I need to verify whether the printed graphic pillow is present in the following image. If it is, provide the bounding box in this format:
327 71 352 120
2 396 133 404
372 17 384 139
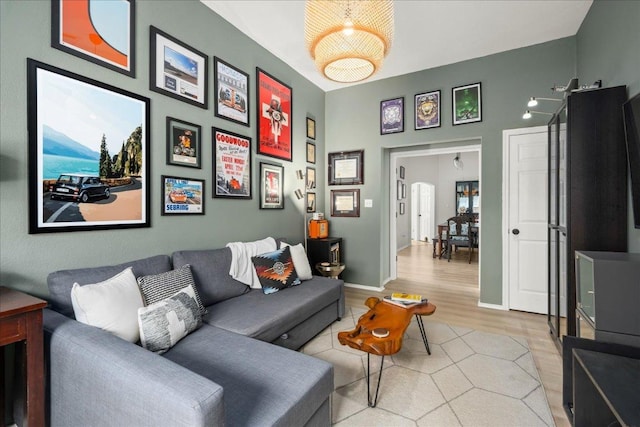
137 264 206 315
251 246 301 294
138 286 202 354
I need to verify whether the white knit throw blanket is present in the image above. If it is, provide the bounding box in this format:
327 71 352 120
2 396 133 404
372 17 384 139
226 237 277 288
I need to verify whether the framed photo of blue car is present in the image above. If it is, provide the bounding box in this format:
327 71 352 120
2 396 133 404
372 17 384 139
150 26 208 109
380 97 404 135
414 90 441 130
161 175 205 215
166 117 201 168
452 82 482 125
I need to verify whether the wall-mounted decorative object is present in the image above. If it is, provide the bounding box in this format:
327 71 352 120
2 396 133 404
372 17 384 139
306 117 316 140
415 90 441 129
331 189 360 217
399 202 405 215
150 26 208 109
51 0 136 77
27 59 150 233
452 82 482 125
306 167 316 190
307 141 316 164
259 162 284 209
161 175 204 215
328 149 364 185
399 165 405 179
166 117 201 168
307 192 316 213
402 183 407 199
214 57 249 126
212 127 251 199
380 96 404 134
397 180 403 200
256 68 292 161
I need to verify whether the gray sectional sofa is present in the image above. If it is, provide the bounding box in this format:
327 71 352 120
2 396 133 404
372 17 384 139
44 245 345 426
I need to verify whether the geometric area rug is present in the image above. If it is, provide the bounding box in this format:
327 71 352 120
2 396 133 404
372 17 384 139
301 306 554 426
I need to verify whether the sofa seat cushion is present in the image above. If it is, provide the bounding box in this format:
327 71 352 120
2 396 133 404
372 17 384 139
163 324 333 427
202 276 342 343
48 255 173 318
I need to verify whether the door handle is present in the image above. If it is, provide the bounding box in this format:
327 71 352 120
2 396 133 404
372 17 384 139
512 228 520 235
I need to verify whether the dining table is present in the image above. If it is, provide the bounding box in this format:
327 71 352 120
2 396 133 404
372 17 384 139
435 222 479 258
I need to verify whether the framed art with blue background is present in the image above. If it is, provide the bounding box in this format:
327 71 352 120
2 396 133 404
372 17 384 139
380 97 404 134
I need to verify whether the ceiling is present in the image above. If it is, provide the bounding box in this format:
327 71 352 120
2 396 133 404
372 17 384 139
201 1 593 92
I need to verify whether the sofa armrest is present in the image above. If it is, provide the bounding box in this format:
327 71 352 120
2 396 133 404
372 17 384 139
44 309 224 427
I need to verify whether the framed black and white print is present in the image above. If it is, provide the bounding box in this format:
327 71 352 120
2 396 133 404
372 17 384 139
415 90 441 130
306 167 316 190
380 97 404 134
214 57 249 126
161 175 204 215
306 192 316 213
27 59 150 234
150 26 208 109
166 117 201 168
306 117 316 140
399 202 405 215
452 82 482 125
399 166 405 179
307 141 316 164
331 189 360 217
259 162 284 209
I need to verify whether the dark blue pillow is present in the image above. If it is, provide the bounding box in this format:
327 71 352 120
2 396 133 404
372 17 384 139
251 246 300 294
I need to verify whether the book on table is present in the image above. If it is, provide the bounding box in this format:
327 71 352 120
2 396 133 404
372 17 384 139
383 295 428 308
391 292 422 303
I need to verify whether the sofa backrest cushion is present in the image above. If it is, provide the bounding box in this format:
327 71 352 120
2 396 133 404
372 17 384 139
48 255 172 318
172 248 249 306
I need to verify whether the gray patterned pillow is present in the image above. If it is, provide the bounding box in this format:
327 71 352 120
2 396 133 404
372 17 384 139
138 286 202 354
137 264 206 315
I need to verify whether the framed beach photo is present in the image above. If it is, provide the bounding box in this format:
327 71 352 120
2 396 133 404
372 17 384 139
452 82 482 125
380 97 404 134
256 68 292 161
150 26 208 109
307 141 316 164
166 117 201 168
51 0 136 77
331 189 360 217
328 150 364 186
27 59 150 233
161 175 204 215
212 127 251 199
259 162 284 209
214 57 249 126
415 90 441 130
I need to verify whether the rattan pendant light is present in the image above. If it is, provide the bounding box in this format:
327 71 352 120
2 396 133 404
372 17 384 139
304 0 394 83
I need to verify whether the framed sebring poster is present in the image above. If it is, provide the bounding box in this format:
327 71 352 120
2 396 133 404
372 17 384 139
27 59 150 233
256 68 292 161
213 127 251 199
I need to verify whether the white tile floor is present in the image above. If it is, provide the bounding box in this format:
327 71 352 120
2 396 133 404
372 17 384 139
301 306 554 426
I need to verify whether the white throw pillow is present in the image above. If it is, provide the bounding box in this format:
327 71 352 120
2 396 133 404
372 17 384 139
71 267 144 342
280 242 313 280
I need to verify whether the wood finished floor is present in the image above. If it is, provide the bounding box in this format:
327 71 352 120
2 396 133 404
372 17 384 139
343 241 569 427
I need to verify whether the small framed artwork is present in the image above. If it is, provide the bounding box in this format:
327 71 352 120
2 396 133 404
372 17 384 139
161 175 204 215
331 189 360 217
399 166 405 179
397 180 403 200
402 183 407 199
306 141 316 164
259 162 284 209
306 117 316 140
214 57 249 126
212 127 251 199
166 117 201 168
328 150 364 185
452 82 482 125
256 68 292 161
306 167 316 190
27 59 150 234
380 97 404 135
51 0 136 77
415 90 441 130
150 26 208 109
399 202 405 215
306 192 316 213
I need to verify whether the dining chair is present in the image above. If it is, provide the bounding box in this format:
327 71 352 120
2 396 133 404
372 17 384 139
446 215 474 263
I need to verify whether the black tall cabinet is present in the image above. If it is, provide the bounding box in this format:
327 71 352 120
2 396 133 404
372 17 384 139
547 86 628 348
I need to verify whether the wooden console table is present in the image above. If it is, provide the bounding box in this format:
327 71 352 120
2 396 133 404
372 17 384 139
0 286 47 426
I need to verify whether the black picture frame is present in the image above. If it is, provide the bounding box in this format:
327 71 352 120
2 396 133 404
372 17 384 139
51 0 136 77
306 166 316 190
331 189 360 217
161 175 205 215
380 97 404 134
259 162 284 209
397 180 403 200
306 117 316 140
399 202 405 215
27 59 150 233
214 56 249 126
415 90 441 130
452 82 482 125
399 165 405 179
150 26 208 109
166 117 201 168
256 67 292 161
307 141 316 164
212 127 251 199
306 192 316 213
328 150 364 185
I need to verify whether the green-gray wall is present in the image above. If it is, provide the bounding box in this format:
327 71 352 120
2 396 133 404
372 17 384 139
0 0 325 298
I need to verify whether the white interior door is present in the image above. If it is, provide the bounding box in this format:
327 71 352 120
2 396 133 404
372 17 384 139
411 183 435 241
504 127 548 314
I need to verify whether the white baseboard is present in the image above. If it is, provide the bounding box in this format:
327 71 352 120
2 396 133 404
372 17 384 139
477 301 509 311
344 282 386 292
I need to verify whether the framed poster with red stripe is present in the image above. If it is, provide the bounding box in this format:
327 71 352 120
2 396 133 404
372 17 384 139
256 68 292 161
